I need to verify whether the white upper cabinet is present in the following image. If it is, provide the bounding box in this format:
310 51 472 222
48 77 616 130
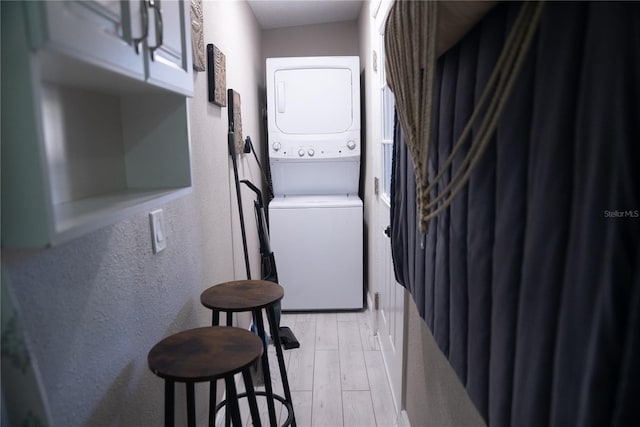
1 1 193 248
27 0 193 96
27 1 145 81
144 0 193 94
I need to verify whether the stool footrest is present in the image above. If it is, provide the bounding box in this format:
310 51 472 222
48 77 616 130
215 391 294 427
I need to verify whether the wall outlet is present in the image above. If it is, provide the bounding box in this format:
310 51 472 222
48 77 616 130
149 209 167 254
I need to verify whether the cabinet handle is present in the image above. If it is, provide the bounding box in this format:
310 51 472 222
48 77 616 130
148 0 163 61
133 0 149 54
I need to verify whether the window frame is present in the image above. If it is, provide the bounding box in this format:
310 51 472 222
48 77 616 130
379 34 395 207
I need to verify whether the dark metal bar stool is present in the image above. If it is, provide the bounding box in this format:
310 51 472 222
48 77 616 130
200 280 296 427
148 326 263 427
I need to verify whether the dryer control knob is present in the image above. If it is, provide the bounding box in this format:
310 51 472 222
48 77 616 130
298 149 305 157
347 140 357 150
272 142 281 151
307 149 315 157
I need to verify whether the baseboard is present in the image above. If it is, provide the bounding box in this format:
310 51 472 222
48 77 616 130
400 409 411 427
366 291 379 335
367 291 374 311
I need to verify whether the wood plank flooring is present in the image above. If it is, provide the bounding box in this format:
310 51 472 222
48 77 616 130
226 309 400 427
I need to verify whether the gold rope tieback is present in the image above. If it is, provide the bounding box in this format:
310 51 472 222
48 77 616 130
385 1 546 233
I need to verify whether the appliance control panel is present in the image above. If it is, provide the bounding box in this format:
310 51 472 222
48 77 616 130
269 132 360 159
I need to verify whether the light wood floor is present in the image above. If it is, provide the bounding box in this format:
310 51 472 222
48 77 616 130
230 310 400 427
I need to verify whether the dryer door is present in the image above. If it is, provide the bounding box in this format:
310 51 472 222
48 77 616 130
274 67 353 135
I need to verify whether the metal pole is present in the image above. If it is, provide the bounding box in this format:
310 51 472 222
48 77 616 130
229 132 251 280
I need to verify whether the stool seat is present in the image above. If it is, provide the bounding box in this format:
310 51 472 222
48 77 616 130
149 326 262 382
201 280 284 312
148 326 264 427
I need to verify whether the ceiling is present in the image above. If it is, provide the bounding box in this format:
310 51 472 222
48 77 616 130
247 0 364 30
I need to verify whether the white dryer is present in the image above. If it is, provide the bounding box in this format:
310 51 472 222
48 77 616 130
266 56 361 197
266 56 363 311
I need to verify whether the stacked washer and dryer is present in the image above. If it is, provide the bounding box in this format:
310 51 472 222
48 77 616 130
266 56 363 311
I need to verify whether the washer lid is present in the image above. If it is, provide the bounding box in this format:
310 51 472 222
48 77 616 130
269 195 362 209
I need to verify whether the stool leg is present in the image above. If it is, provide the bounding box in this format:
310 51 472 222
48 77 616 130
210 309 220 427
242 368 262 427
223 310 233 427
225 376 243 427
187 383 196 427
209 380 217 427
225 405 231 427
212 309 220 326
226 312 233 327
267 306 297 427
165 380 175 427
254 309 278 427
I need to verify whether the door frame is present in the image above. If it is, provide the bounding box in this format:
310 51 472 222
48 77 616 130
368 0 409 423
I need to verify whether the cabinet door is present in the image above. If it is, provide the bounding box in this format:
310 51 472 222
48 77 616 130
30 0 145 81
145 0 193 95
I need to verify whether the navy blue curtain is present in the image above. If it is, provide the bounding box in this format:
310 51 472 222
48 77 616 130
390 2 640 426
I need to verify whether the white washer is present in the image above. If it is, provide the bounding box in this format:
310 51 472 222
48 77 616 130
269 195 363 311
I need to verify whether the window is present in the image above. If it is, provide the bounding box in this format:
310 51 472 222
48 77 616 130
380 35 395 205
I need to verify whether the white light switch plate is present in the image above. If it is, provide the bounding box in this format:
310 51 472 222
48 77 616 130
149 209 167 253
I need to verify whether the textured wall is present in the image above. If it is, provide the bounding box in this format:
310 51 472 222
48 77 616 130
1 2 264 426
405 299 486 427
261 20 360 75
